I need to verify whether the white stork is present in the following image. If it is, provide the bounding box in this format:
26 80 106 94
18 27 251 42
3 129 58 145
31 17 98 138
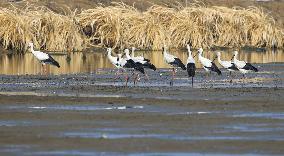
128 48 156 71
28 42 60 74
216 52 238 75
186 44 196 87
131 47 150 62
197 48 221 76
162 46 186 86
106 48 126 81
231 51 258 77
121 49 145 85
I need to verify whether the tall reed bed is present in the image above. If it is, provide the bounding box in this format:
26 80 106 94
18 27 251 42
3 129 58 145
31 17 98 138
77 3 283 50
0 5 86 52
0 3 283 52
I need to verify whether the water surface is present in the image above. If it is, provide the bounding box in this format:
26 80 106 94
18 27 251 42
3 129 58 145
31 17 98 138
0 49 283 75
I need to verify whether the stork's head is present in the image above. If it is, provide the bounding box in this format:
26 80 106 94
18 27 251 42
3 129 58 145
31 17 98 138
131 47 136 52
124 49 130 55
231 51 238 61
28 42 33 48
198 48 203 54
216 52 221 56
186 44 191 51
107 48 112 53
117 54 122 59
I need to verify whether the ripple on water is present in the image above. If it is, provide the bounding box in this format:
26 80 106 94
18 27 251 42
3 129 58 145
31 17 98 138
60 132 284 141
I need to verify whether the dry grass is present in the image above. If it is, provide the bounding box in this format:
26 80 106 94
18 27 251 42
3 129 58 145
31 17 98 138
78 3 283 50
0 4 86 52
0 2 283 52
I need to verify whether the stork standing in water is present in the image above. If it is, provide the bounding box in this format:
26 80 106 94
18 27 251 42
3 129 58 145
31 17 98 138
28 42 60 75
122 49 145 86
106 48 126 81
216 52 239 76
129 47 156 79
198 48 221 77
131 47 150 63
162 46 186 86
231 51 258 78
186 44 196 87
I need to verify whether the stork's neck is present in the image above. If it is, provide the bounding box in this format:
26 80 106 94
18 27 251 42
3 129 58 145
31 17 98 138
125 52 131 59
188 50 192 58
30 45 35 54
217 55 222 63
163 48 168 55
131 49 135 58
233 54 237 62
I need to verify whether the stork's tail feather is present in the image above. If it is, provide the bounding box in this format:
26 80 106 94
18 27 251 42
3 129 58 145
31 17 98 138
249 63 258 72
211 62 222 75
173 58 186 70
135 62 145 74
53 61 60 68
46 54 60 68
143 62 156 71
187 63 196 77
228 63 239 71
181 64 186 70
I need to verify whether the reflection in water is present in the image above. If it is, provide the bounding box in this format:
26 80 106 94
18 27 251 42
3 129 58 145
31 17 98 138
0 49 283 75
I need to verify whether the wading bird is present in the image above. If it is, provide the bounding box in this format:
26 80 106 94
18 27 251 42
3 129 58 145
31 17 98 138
216 52 238 75
197 48 221 76
231 51 258 77
131 47 150 62
28 42 60 75
106 48 126 81
186 44 196 87
162 46 186 86
128 47 156 80
121 49 145 85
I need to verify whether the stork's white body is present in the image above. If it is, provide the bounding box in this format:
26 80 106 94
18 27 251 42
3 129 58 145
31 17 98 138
198 48 212 72
107 48 122 69
232 51 249 74
131 47 145 62
29 43 49 64
216 52 236 72
186 45 195 64
163 48 176 65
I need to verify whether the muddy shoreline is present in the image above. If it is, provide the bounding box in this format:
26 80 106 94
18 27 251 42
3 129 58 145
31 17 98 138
0 64 284 155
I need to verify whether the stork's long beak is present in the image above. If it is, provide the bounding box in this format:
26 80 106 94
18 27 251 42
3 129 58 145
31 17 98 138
212 56 217 62
193 52 198 58
231 55 235 61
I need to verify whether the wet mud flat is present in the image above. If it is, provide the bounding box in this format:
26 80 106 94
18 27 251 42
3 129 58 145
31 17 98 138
0 63 284 155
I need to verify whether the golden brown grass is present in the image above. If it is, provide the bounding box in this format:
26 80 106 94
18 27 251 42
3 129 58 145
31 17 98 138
0 2 283 52
77 3 283 50
0 5 86 52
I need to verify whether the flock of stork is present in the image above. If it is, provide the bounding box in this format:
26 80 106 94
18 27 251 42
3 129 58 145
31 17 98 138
28 42 258 87
106 44 258 87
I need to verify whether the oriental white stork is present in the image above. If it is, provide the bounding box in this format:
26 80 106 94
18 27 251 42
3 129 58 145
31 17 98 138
216 52 239 75
121 49 145 85
231 51 258 77
131 47 156 71
106 48 127 81
28 42 60 75
186 44 196 87
131 47 150 62
162 46 186 86
197 48 221 76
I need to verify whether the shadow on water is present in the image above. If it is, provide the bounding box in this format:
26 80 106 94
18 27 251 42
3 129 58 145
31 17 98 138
0 49 283 75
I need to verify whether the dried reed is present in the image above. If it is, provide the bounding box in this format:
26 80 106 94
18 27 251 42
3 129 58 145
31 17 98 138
0 3 283 52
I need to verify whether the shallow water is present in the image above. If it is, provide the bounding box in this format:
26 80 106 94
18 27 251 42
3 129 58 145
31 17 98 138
1 100 284 155
0 48 283 75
